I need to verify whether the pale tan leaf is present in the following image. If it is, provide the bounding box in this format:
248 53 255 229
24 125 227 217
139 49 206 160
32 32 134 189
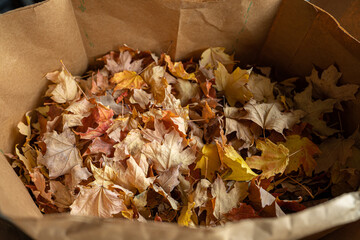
193 179 211 208
247 73 275 102
156 165 180 193
175 78 200 106
242 99 304 134
211 176 248 219
129 89 152 109
50 181 73 209
70 184 127 218
63 98 94 127
45 66 79 104
143 130 196 172
199 47 234 69
43 129 83 178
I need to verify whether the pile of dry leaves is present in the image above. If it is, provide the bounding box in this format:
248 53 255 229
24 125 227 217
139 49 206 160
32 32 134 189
7 46 360 226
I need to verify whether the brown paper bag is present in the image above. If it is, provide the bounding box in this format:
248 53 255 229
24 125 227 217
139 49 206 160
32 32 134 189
0 0 359 239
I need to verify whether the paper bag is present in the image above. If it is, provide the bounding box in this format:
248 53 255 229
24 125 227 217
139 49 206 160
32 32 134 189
0 0 359 239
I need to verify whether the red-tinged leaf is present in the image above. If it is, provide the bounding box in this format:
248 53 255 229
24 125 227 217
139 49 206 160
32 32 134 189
84 136 115 156
248 179 285 217
225 203 259 221
276 197 306 212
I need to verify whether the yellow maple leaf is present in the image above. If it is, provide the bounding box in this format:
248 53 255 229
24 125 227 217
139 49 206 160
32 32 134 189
216 142 257 181
195 144 221 181
199 47 234 69
110 70 145 91
214 62 253 106
164 55 197 81
246 139 289 179
283 135 321 176
178 202 195 226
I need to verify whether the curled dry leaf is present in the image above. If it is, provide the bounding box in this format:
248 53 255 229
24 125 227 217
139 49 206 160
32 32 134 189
45 66 79 104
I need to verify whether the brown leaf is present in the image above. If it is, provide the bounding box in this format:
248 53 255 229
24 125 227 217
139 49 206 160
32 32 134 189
30 168 52 202
224 203 259 221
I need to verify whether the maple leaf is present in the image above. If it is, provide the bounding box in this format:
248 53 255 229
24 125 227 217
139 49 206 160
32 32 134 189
164 55 197 81
156 165 180 193
110 70 146 91
129 89 152 109
45 65 79 104
101 50 143 75
43 129 83 178
70 184 127 218
141 64 168 103
30 168 52 202
315 137 355 173
195 144 221 181
247 73 275 102
242 99 304 135
143 130 196 172
246 139 289 179
211 176 248 219
294 85 338 136
114 129 145 160
63 98 94 128
248 179 285 217
91 156 154 193
50 181 73 209
162 89 189 121
224 203 259 221
224 106 257 145
84 136 115 156
77 104 114 140
306 65 359 102
282 135 321 176
216 142 258 181
214 62 253 106
199 47 234 69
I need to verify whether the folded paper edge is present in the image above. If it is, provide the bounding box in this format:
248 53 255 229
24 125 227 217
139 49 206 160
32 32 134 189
10 192 360 240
